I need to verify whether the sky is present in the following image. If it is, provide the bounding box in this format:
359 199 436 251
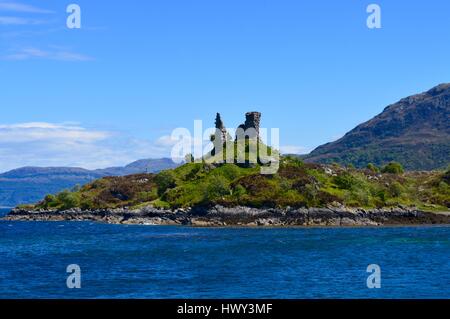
0 0 449 172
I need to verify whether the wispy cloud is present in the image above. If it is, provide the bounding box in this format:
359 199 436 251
0 122 177 172
0 2 93 61
2 47 94 61
0 16 45 25
0 122 110 143
0 1 53 24
0 2 54 14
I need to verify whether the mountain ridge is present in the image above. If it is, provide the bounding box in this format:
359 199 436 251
304 83 450 170
0 158 180 207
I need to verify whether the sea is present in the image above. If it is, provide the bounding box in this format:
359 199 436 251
0 208 449 299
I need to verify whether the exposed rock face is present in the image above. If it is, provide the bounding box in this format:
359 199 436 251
4 205 450 226
304 83 450 170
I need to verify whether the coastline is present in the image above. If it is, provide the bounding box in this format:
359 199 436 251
3 205 450 227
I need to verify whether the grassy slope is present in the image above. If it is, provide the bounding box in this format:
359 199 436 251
23 157 450 212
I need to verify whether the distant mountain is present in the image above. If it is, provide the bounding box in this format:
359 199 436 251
94 158 180 176
0 158 179 207
304 83 450 170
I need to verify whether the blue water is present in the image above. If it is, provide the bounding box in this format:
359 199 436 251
0 208 449 299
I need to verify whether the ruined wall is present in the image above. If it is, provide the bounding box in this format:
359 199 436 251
237 111 261 140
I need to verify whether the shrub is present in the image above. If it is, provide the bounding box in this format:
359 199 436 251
349 188 370 206
303 184 319 204
56 190 80 209
155 171 176 196
42 194 58 208
282 155 304 168
79 195 95 210
136 190 158 202
234 174 272 196
215 164 241 181
382 162 404 174
367 163 379 173
280 179 292 192
233 184 247 198
438 181 449 194
333 173 357 190
389 182 404 198
204 175 230 201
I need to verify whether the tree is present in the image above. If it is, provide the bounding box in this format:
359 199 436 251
382 162 404 174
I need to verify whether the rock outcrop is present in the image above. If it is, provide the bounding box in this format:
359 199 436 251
4 205 450 226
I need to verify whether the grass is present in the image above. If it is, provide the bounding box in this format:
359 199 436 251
29 157 450 212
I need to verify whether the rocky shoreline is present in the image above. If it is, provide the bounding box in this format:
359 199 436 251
3 205 450 226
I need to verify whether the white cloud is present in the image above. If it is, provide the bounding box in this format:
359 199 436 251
0 122 178 172
0 123 313 172
0 122 110 143
0 2 54 14
155 135 178 147
280 145 310 155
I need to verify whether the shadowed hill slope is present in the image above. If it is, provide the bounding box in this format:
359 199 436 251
304 83 450 170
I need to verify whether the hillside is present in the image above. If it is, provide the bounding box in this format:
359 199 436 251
304 83 450 170
24 158 450 212
0 158 179 207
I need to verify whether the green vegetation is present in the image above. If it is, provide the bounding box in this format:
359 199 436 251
30 156 450 212
381 162 404 174
367 163 379 173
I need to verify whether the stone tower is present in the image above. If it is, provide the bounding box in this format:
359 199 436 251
215 113 228 144
237 111 261 140
244 112 261 135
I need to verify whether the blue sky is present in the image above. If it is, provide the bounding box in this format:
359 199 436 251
0 0 449 172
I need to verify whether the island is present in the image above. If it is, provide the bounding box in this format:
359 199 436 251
4 111 450 227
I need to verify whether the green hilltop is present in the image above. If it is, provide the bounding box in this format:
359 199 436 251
22 158 450 212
